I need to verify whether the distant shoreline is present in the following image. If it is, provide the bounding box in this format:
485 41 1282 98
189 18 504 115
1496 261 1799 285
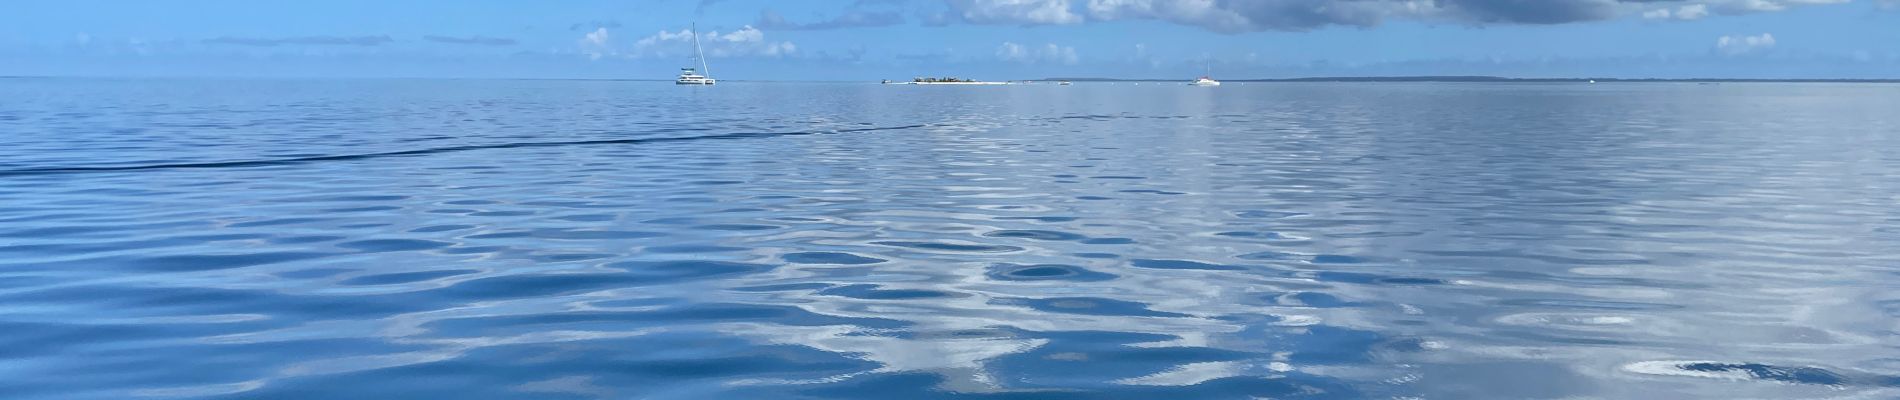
1040 76 1900 83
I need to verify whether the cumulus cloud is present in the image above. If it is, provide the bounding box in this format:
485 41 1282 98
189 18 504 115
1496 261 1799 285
949 0 1084 25
939 0 1851 32
1643 4 1709 20
755 10 906 30
631 25 797 58
997 41 1079 64
202 35 393 46
422 35 517 46
1716 33 1776 55
579 28 614 60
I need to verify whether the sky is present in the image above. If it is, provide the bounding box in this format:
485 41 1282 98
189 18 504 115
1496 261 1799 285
2 0 1897 80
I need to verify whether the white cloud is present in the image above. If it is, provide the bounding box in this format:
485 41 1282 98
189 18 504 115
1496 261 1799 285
1716 33 1776 55
1644 4 1710 20
1676 4 1711 19
997 41 1078 64
630 25 796 58
948 0 1083 25
579 28 613 60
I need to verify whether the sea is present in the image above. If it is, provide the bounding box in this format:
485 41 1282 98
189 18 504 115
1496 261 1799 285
1 78 1897 399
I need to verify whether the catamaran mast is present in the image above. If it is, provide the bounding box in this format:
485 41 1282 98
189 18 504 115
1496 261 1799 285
692 23 710 77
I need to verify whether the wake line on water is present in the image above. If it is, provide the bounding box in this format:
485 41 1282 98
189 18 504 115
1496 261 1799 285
0 124 932 177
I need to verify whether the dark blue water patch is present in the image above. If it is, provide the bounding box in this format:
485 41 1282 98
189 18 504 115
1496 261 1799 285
435 273 650 300
783 252 887 265
994 297 1190 318
817 284 962 300
1285 292 1357 308
1216 231 1290 239
408 224 476 233
0 283 442 321
274 267 354 279
439 245 508 255
1314 272 1446 286
468 229 664 240
462 231 531 239
1233 210 1307 219
1076 196 1114 200
730 283 835 292
645 244 748 254
641 217 700 225
1309 254 1365 264
339 269 479 285
1672 363 1845 386
442 199 498 205
1237 250 1303 261
1074 252 1121 259
872 241 1023 253
986 264 1118 282
227 217 330 228
1117 189 1187 195
1090 176 1146 180
420 303 908 339
336 239 454 252
1501 299 1684 311
1130 259 1243 271
1282 325 1385 365
469 210 535 217
1080 237 1135 245
323 205 402 213
994 216 1081 223
553 214 617 222
693 224 784 231
267 235 345 245
609 260 778 281
427 208 479 214
282 194 411 203
527 252 614 262
983 229 1087 241
135 251 334 271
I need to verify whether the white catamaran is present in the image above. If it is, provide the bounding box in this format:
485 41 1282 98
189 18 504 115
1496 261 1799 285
676 23 715 85
1190 61 1220 86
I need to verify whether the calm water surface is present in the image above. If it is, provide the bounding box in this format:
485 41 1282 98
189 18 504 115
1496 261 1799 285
2 78 1898 399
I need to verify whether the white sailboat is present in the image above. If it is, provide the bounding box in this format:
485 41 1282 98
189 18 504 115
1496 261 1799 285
1190 61 1220 86
676 23 716 85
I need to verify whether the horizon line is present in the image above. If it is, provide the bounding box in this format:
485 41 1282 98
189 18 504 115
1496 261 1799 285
6 74 1900 84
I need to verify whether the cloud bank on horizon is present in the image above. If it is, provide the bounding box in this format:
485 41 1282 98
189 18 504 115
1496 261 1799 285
4 0 1895 79
934 0 1850 31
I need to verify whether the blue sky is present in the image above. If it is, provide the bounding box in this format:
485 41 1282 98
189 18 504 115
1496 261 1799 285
3 0 1896 80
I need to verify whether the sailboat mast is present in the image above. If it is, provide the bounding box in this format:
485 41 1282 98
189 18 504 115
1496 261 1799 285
692 23 710 77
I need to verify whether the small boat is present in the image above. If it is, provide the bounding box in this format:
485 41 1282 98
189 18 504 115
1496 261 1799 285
1058 81 1072 86
675 23 715 85
1189 61 1221 86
